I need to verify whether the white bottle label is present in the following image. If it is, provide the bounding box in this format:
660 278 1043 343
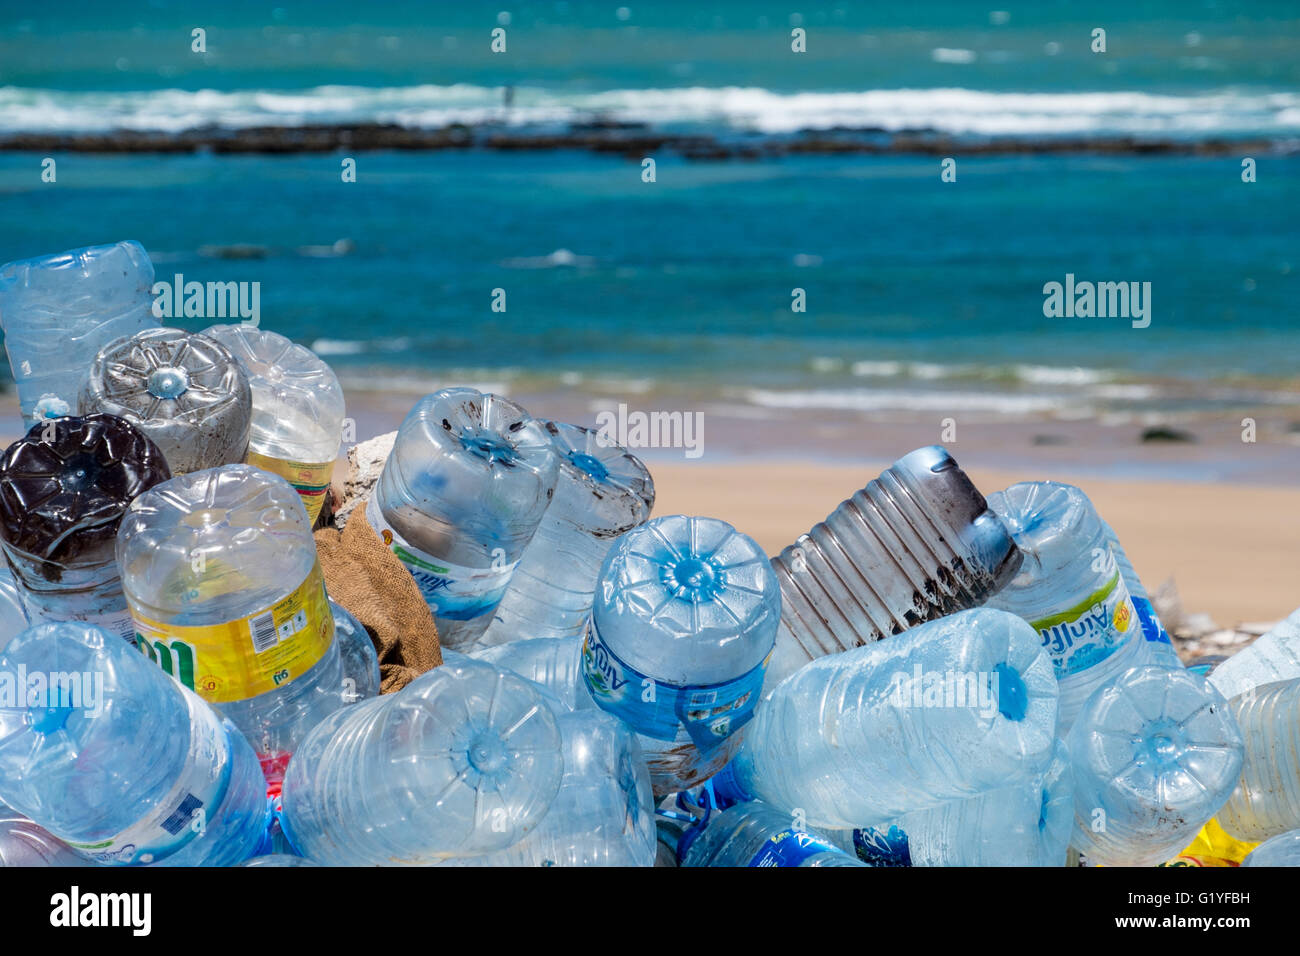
1030 571 1138 678
65 691 232 865
366 497 519 622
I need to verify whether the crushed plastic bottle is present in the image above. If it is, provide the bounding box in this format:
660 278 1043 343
1209 607 1300 701
0 565 30 651
203 325 345 525
1067 665 1243 867
680 802 867 867
720 608 1058 829
766 445 1021 691
368 388 559 649
831 740 1074 867
986 481 1154 734
280 657 563 865
79 327 252 475
471 635 588 712
439 709 655 867
0 241 159 427
1218 679 1300 842
585 514 781 796
1242 829 1300 867
0 804 88 866
0 413 171 643
0 621 268 866
480 421 654 647
116 463 344 792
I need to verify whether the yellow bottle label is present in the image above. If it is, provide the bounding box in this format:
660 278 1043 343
131 562 334 704
246 451 334 523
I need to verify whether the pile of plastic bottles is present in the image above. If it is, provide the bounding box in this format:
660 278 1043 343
0 240 1297 868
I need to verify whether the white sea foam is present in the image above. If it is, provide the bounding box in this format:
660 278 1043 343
741 387 1065 414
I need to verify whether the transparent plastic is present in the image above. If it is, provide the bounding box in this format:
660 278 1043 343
681 802 867 868
0 566 30 651
1218 679 1300 842
332 600 380 704
1242 829 1300 867
1103 520 1183 668
0 805 88 866
471 635 589 712
1210 607 1300 701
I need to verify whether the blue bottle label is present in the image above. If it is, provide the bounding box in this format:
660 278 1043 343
1131 596 1173 645
581 622 769 752
748 829 841 867
852 825 912 867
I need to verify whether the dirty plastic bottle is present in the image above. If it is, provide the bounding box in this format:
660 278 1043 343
471 636 588 712
833 740 1074 867
367 388 559 649
280 657 563 865
0 241 159 427
332 600 380 704
585 515 781 796
79 327 252 475
681 802 867 867
116 464 343 792
1209 607 1300 701
1103 521 1182 668
439 709 656 867
203 325 345 525
766 445 1021 691
723 608 1058 829
986 481 1154 734
0 621 268 866
1218 679 1300 842
1067 666 1243 868
0 566 30 651
0 805 88 866
1242 830 1300 867
480 421 654 647
0 413 171 643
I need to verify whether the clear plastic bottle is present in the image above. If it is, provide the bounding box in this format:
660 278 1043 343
0 241 159 427
1218 679 1300 842
332 600 380 704
1209 607 1300 701
480 421 654 647
116 463 343 793
1102 521 1183 668
0 565 30 651
240 853 319 867
766 445 1022 691
0 413 171 644
0 621 269 866
723 607 1058 829
585 514 781 796
368 388 559 649
833 740 1074 867
280 657 563 865
471 635 589 712
986 481 1153 734
79 327 252 475
681 802 867 867
1242 829 1300 867
0 804 88 866
203 324 345 525
1067 665 1243 867
439 709 655 867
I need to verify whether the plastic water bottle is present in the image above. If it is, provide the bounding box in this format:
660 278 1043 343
79 327 252 475
480 421 654 646
367 388 559 649
0 566 30 651
1243 830 1300 867
1217 679 1300 842
116 463 344 792
1067 665 1243 867
0 805 88 866
1209 607 1300 701
766 445 1021 691
332 600 380 704
439 709 656 867
0 241 159 427
0 413 171 643
585 514 781 796
0 621 269 866
721 608 1058 829
472 636 588 712
203 325 345 525
280 657 563 865
681 802 867 867
833 740 1074 867
986 481 1154 734
1103 521 1182 668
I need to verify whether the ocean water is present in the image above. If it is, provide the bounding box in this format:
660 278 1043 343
0 1 1297 456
